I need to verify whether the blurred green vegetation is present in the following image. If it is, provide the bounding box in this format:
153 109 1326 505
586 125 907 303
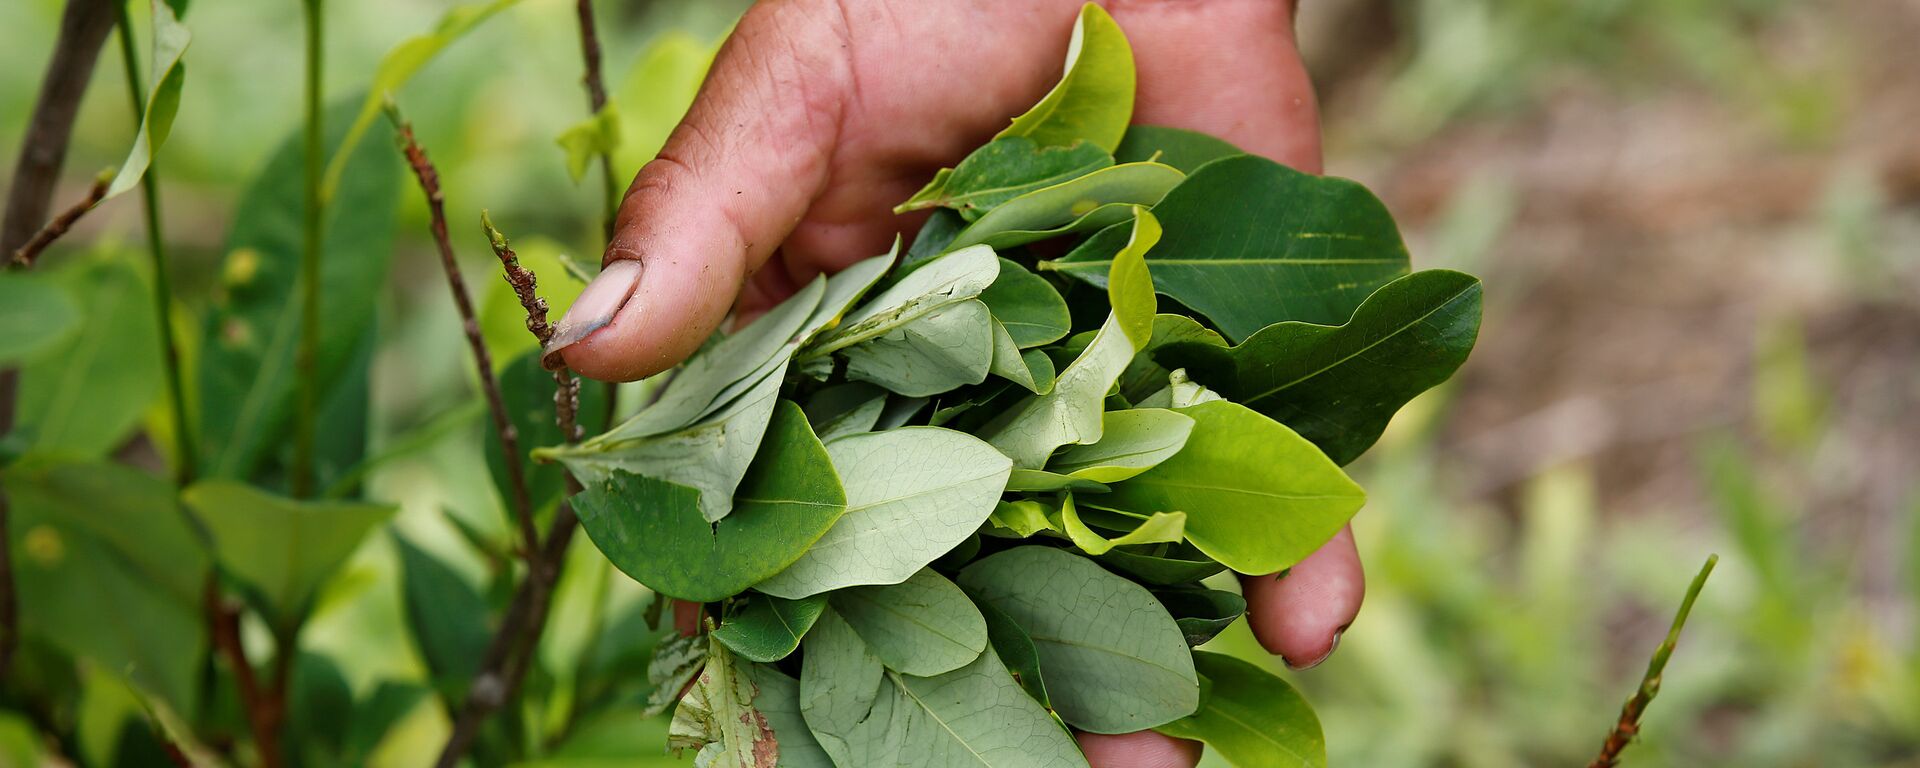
4 0 1916 765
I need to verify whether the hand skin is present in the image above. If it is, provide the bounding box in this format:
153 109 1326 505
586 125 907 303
568 2 1362 764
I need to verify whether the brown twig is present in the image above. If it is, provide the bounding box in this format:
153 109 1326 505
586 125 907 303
209 587 283 768
1588 554 1718 768
574 0 616 243
434 215 586 768
388 104 541 559
0 0 119 680
8 173 107 268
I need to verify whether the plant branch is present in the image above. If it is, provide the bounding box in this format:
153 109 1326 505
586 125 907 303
434 216 585 768
7 172 106 269
209 587 282 768
574 0 616 243
0 0 119 681
290 0 327 499
1588 554 1718 768
389 104 541 558
114 0 195 485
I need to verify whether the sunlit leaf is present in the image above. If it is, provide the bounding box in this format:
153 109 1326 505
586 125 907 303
1154 651 1325 768
183 480 395 629
997 3 1135 152
948 162 1180 252
105 0 190 199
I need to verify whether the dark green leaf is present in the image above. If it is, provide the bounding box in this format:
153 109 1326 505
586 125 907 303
1113 125 1242 173
1155 651 1325 768
486 351 609 513
1159 270 1483 465
1004 469 1109 494
15 255 161 461
0 272 79 363
1045 155 1410 340
712 593 827 663
1096 542 1227 586
980 258 1071 348
959 546 1197 733
970 596 1050 708
1153 587 1247 646
393 533 491 698
198 97 399 481
572 400 846 602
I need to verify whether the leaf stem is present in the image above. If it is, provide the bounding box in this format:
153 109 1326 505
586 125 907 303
290 0 326 498
1587 553 1718 768
388 103 540 558
114 0 195 485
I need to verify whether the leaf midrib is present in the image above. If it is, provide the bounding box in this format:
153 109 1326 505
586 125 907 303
1238 281 1478 404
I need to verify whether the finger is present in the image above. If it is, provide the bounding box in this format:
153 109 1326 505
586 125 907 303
1110 0 1320 172
1240 526 1363 668
1076 731 1203 768
552 3 854 381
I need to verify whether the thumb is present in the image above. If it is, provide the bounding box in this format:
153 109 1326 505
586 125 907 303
550 5 851 382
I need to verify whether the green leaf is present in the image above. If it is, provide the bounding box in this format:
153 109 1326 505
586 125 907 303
997 3 1135 153
755 427 1011 599
830 569 988 677
1154 651 1325 768
15 255 161 461
1118 314 1227 404
669 637 779 767
4 462 208 711
986 500 1060 538
898 136 1113 219
393 533 490 698
199 97 399 481
749 666 836 768
571 400 846 603
1045 155 1411 340
486 351 609 515
901 209 965 272
842 299 995 397
321 0 522 200
1112 125 1243 173
1153 587 1247 647
1135 368 1223 410
802 382 887 442
608 31 719 180
0 273 79 363
1096 542 1227 586
644 633 709 717
1098 400 1364 575
807 246 998 356
1056 495 1184 557
713 594 828 663
959 546 1197 733
182 480 395 629
971 597 1050 708
105 0 190 199
556 102 621 183
1004 469 1109 494
800 609 1087 767
1160 270 1483 465
988 326 1058 394
947 162 1181 252
548 362 786 524
980 210 1160 468
1048 408 1194 482
980 258 1071 348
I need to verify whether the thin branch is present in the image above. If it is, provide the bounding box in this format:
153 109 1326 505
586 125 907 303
290 0 327 499
389 104 541 558
574 0 616 243
1588 554 1718 768
7 172 107 269
113 0 195 485
0 0 120 680
435 216 586 768
209 587 282 768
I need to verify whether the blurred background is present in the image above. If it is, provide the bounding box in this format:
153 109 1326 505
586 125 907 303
3 0 1916 765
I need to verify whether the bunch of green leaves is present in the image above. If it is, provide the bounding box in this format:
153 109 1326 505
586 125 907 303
543 5 1484 766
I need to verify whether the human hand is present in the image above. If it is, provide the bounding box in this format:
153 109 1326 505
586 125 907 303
555 3 1361 764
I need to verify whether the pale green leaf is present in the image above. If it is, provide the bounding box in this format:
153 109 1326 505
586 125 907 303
843 299 995 397
571 401 846 603
322 0 522 201
0 273 79 363
1004 469 1109 494
182 480 395 628
986 320 1055 394
1098 400 1365 574
1135 368 1223 409
807 246 998 356
1046 155 1411 340
798 610 887 766
1048 408 1194 482
749 666 835 768
831 569 988 677
670 637 778 767
986 500 1060 538
713 594 827 663
1158 269 1483 465
1154 651 1325 768
997 3 1135 153
1056 495 1185 556
972 597 1050 708
105 0 190 199
980 258 1071 348
556 103 622 183
756 428 1012 598
979 210 1160 468
1118 314 1227 403
897 136 1113 218
947 163 1181 252
958 546 1198 733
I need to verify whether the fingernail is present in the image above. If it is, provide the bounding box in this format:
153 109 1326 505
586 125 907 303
1284 626 1345 671
544 259 643 365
